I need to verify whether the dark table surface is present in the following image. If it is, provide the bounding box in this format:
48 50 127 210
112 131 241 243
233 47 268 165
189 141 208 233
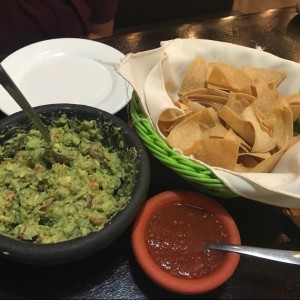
1 6 300 299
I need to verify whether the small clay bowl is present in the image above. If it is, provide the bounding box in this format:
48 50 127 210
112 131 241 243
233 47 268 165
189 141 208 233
131 190 241 295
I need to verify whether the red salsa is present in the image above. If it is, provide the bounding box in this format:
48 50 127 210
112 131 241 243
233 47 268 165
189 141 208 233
145 203 228 279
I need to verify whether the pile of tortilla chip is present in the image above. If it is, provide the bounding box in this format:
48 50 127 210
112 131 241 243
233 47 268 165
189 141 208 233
158 57 300 172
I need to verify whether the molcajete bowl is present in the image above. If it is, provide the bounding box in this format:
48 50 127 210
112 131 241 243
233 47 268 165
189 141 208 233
0 104 150 265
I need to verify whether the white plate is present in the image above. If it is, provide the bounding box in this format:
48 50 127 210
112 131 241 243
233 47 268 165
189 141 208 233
0 38 132 115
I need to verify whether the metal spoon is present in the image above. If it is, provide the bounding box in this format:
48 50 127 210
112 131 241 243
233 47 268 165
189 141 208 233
0 63 71 165
205 242 300 265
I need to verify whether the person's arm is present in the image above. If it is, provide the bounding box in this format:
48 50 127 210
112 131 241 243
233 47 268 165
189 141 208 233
88 19 114 39
88 0 119 39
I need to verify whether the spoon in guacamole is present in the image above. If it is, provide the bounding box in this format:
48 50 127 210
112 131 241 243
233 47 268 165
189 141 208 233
0 64 72 166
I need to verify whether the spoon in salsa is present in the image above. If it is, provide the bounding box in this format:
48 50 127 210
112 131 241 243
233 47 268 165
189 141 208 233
205 242 300 265
0 64 72 166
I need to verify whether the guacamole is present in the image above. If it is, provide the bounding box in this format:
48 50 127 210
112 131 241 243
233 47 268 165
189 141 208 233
0 115 136 243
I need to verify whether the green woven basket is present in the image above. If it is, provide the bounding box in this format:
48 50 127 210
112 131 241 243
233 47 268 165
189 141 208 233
129 91 237 198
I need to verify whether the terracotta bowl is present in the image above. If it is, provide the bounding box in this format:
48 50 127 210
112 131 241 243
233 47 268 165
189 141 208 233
131 190 241 295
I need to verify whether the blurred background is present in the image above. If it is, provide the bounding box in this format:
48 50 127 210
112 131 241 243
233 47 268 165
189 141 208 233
114 0 299 31
233 0 298 13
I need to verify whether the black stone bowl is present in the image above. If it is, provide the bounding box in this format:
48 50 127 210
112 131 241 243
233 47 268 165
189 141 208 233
0 104 150 265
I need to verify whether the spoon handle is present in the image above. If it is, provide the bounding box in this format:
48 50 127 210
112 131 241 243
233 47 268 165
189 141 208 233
0 64 51 144
206 243 300 265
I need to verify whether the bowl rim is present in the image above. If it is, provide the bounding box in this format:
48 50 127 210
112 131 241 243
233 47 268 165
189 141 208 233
131 189 241 295
0 103 151 265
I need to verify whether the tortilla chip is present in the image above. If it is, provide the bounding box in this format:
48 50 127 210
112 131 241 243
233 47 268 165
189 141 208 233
226 92 255 114
178 57 207 96
183 87 229 98
209 123 228 138
241 104 277 152
182 100 206 113
219 105 255 146
166 110 212 150
206 62 252 94
284 94 300 121
184 139 240 170
252 104 275 136
224 128 251 152
271 104 294 149
242 65 287 88
158 108 189 136
251 78 282 117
